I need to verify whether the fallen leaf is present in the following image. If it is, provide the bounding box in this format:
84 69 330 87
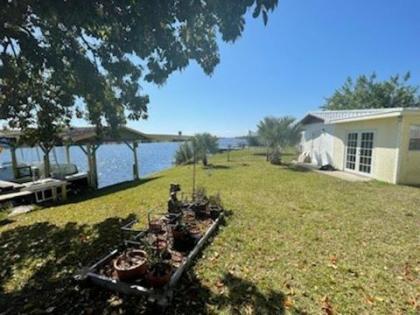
321 296 334 315
407 296 418 309
365 295 375 305
404 263 414 281
284 296 294 309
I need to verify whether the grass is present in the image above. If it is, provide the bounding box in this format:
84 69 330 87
0 149 418 314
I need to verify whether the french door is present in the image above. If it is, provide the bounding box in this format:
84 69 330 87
345 131 374 174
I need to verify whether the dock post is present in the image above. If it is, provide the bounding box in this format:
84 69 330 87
65 145 71 164
10 146 19 179
39 144 51 178
91 144 99 189
133 141 139 180
86 144 94 189
124 141 140 181
86 143 99 190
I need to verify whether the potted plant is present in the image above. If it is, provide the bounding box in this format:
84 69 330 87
172 222 189 241
192 186 211 219
183 210 196 223
146 248 173 288
188 224 202 240
113 249 148 281
170 251 184 268
209 193 223 220
195 203 210 219
148 211 164 233
152 237 168 252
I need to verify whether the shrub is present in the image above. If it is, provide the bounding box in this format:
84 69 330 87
175 142 193 165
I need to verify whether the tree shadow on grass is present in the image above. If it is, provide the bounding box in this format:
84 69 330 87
281 163 311 173
0 209 291 314
252 152 295 157
0 218 14 227
252 152 267 156
63 176 162 205
203 164 232 170
0 214 136 313
171 272 287 315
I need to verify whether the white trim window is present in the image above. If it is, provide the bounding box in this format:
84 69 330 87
408 125 420 151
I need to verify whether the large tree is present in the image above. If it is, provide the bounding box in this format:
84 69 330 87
0 1 278 146
323 72 420 110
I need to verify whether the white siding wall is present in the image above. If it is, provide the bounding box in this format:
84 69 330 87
301 123 335 166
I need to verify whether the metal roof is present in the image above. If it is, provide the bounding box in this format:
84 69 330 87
300 108 420 125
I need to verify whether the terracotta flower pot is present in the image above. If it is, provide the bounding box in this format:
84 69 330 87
210 207 221 220
183 211 196 223
171 251 184 268
172 224 189 241
196 209 210 220
149 219 163 233
172 228 185 241
146 263 173 288
152 238 168 252
113 249 148 281
188 226 202 240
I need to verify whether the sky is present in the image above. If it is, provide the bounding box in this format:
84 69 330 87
118 1 419 137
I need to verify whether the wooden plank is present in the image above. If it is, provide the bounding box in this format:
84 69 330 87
169 213 223 288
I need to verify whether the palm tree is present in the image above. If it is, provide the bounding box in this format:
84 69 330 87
175 142 193 165
174 133 219 166
257 116 278 161
257 116 301 163
192 133 219 166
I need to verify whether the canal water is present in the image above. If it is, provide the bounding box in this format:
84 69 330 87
0 138 246 188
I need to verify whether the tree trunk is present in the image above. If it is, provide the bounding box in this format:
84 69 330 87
39 143 52 178
202 155 208 166
43 153 51 178
266 146 269 161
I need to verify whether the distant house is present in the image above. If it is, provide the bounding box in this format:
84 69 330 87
298 108 420 185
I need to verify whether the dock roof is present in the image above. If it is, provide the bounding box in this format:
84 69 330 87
0 126 152 147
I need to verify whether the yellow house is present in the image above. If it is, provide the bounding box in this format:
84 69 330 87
299 108 420 185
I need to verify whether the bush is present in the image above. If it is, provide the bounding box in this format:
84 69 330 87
247 135 261 146
175 142 193 165
175 133 219 166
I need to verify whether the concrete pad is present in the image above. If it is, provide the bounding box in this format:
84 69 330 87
9 205 36 217
293 162 372 182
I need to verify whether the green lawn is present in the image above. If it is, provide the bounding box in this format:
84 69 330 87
0 149 418 314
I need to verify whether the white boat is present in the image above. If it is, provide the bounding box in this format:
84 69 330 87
0 161 89 204
0 161 88 187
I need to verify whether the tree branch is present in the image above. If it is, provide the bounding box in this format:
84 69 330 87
5 36 18 59
80 33 100 71
2 41 9 54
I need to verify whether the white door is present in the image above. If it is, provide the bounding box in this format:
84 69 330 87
345 132 374 174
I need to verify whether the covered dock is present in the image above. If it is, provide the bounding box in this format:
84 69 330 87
0 126 152 190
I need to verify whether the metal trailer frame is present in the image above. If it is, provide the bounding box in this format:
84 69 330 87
75 212 224 309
